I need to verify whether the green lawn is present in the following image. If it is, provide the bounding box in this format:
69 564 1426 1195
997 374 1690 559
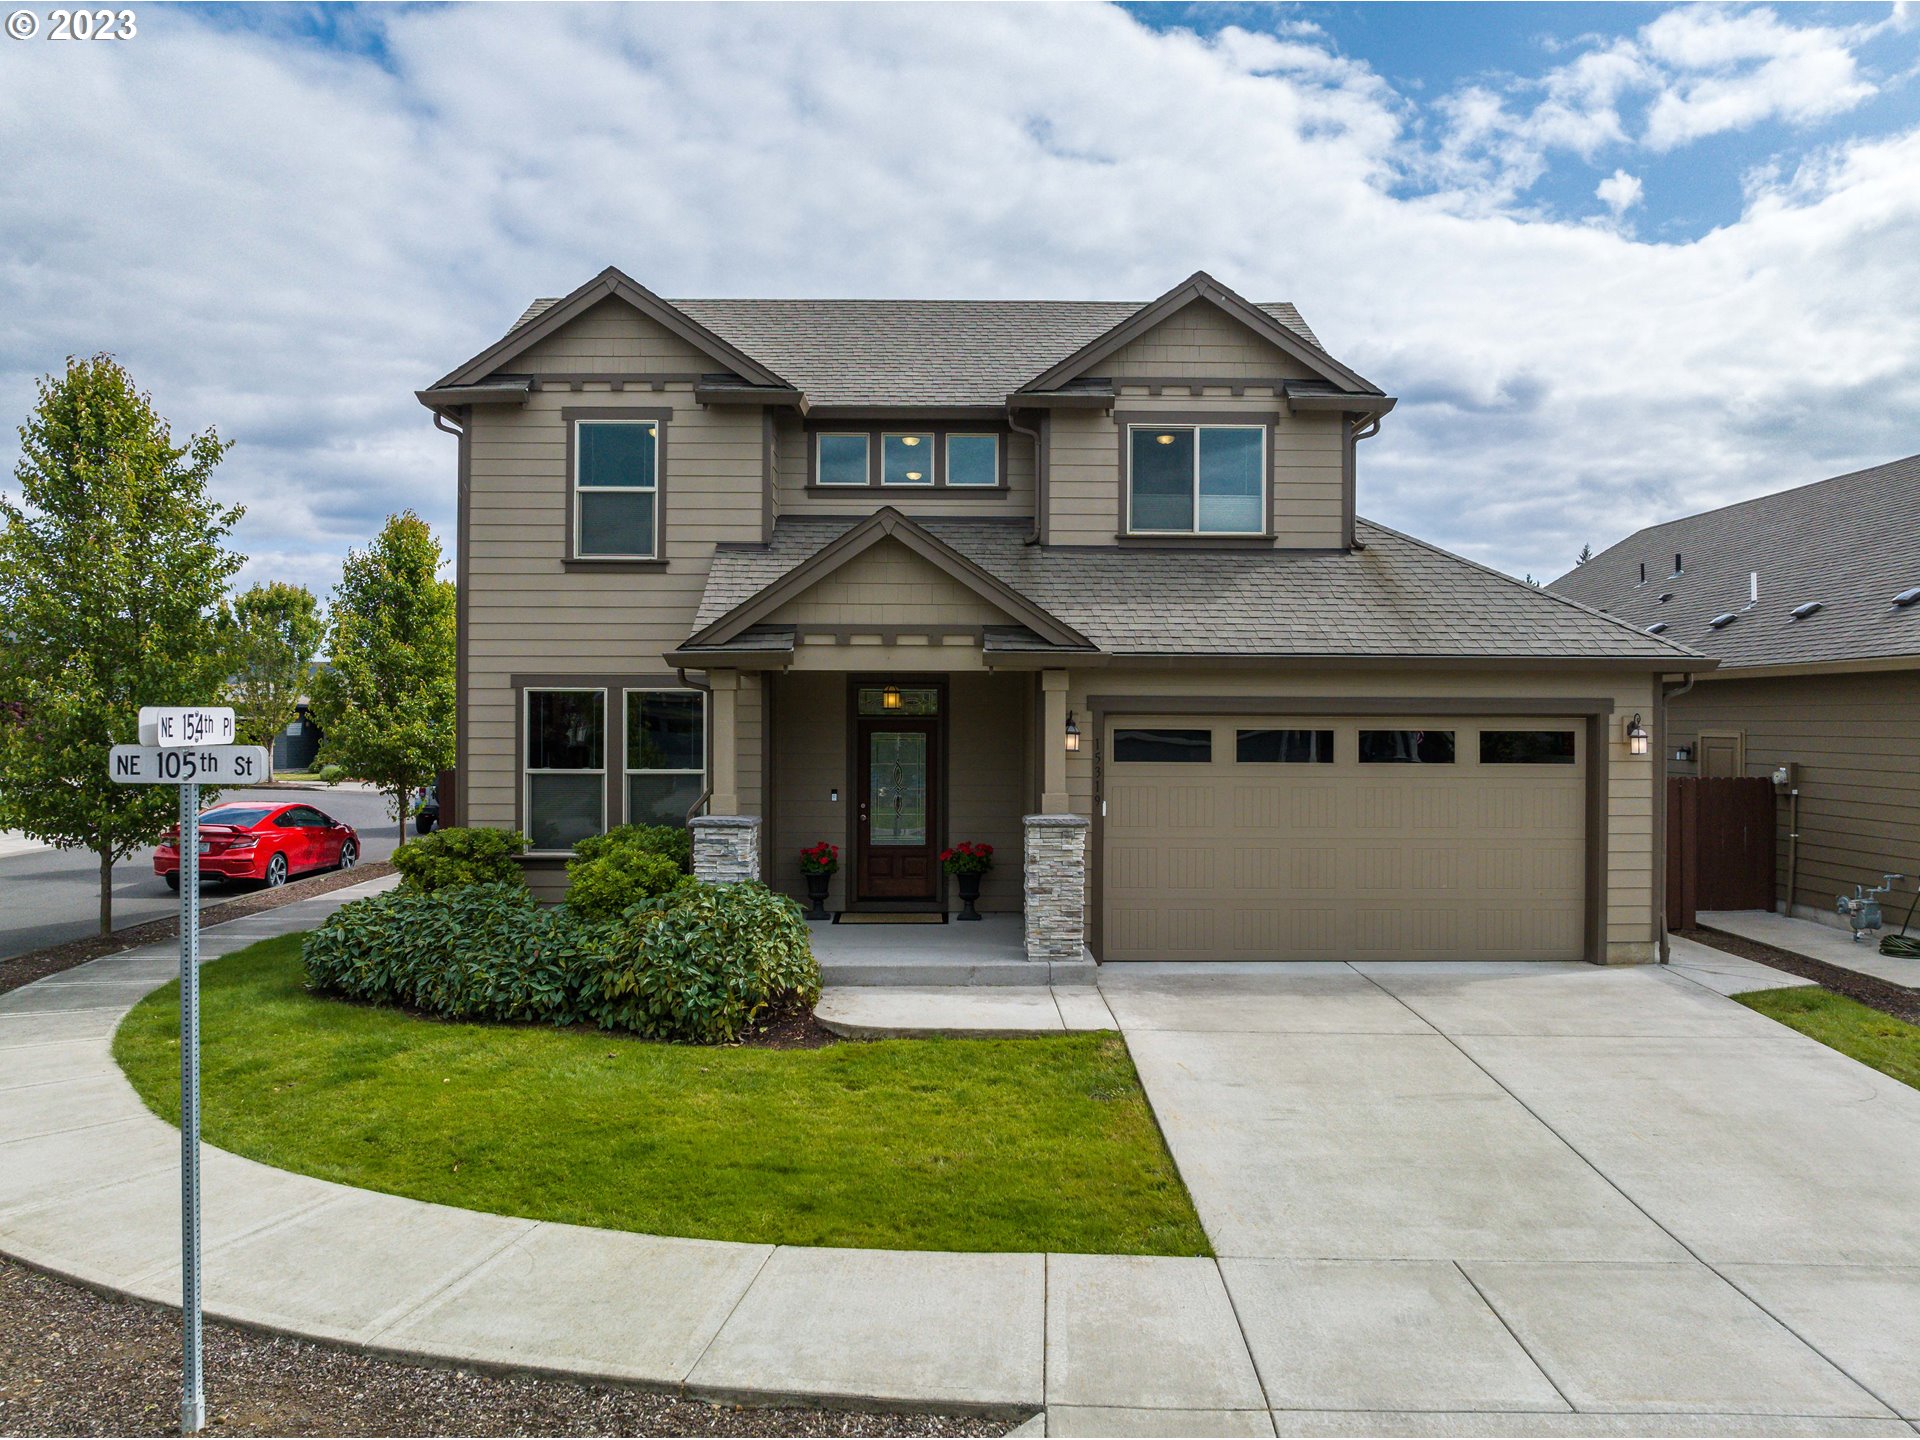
1737 986 1920 1091
113 934 1208 1256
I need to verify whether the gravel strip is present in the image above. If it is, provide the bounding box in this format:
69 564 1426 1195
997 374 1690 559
0 1259 1018 1438
1681 927 1920 1024
0 862 396 997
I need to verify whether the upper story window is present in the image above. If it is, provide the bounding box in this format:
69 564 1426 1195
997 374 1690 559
817 433 871 486
946 434 999 486
883 433 935 486
575 420 659 558
1127 424 1266 535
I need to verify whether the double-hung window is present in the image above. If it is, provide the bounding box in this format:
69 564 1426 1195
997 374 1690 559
625 689 706 826
1127 424 1266 535
574 420 660 558
525 689 605 851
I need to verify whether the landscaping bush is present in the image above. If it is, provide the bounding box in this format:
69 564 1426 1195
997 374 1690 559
392 826 528 893
565 823 693 922
302 883 603 1024
316 763 347 785
577 880 818 1044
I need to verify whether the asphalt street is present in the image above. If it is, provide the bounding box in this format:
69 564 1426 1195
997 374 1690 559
0 786 405 961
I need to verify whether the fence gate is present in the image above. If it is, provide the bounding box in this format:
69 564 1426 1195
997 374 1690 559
1667 776 1777 929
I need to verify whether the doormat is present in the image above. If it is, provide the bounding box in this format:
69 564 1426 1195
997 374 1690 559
833 912 948 925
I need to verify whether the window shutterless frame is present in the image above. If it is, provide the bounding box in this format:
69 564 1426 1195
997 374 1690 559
805 426 1009 490
623 687 707 826
944 433 1000 486
523 687 606 854
881 433 936 486
1124 422 1268 536
570 415 663 561
815 432 874 486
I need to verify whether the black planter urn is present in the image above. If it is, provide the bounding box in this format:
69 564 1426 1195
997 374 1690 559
804 872 831 920
955 871 983 922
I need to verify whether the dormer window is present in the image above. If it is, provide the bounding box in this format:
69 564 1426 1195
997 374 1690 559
817 433 871 486
1127 423 1266 535
883 433 935 486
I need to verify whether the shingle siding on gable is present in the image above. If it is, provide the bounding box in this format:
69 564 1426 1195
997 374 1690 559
511 297 719 374
1102 302 1322 380
764 538 1016 628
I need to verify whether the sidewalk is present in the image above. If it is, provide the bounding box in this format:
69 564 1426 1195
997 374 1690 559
0 829 51 860
1702 908 1920 989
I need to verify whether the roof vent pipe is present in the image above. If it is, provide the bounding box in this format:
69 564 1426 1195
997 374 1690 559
1896 587 1920 608
1748 571 1758 608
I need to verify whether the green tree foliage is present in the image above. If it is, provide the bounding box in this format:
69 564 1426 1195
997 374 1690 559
312 511 455 844
0 355 242 932
391 826 528 893
219 581 323 750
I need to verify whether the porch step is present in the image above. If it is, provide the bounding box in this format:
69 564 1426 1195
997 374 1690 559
820 957 1098 988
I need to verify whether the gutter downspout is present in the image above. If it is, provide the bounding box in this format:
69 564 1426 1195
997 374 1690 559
1347 414 1381 551
677 667 714 822
1656 672 1698 960
1009 409 1045 546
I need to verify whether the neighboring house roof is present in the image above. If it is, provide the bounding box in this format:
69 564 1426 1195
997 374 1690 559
491 276 1331 409
1548 453 1920 672
687 510 1702 664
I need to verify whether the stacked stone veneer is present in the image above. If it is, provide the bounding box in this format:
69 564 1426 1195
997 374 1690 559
691 815 762 883
1023 813 1089 964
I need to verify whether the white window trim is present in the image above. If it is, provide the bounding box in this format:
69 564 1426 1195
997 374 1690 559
1125 423 1268 537
815 431 872 486
881 432 937 486
944 432 1000 487
524 686 606 854
623 687 707 825
574 419 659 560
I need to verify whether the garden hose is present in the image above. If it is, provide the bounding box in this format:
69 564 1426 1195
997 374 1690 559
1882 884 1920 958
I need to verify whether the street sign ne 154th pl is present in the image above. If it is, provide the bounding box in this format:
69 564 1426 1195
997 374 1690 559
138 706 236 748
108 745 269 785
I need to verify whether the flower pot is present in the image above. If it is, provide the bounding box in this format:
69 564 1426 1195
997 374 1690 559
955 871 983 922
804 871 831 920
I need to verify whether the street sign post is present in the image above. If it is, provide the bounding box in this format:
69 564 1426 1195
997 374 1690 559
108 733 263 1433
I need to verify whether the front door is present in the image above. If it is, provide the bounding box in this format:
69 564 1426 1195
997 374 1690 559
856 715 940 901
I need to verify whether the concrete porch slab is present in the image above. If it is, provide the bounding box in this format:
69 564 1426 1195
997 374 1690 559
815 986 1115 1037
1462 1260 1895 1417
1701 909 1920 989
1221 1259 1566 1414
808 913 1098 986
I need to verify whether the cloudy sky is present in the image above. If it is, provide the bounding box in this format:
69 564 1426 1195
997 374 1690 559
1 2 1916 597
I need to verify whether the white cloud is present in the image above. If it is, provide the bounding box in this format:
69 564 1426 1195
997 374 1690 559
0 2 1915 594
1595 168 1645 215
1640 7 1876 149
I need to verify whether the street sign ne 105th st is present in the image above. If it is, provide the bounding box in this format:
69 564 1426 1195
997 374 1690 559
108 744 269 785
138 706 236 748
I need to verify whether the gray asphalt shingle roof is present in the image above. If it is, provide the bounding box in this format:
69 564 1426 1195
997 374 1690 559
509 297 1321 407
694 516 1699 661
1548 453 1920 670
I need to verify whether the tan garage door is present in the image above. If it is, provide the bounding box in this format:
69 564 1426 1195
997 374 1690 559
1102 716 1586 963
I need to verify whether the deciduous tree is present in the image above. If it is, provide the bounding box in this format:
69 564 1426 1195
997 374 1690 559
0 355 242 932
312 511 455 844
219 581 324 753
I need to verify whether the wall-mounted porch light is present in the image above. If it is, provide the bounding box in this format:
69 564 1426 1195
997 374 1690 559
880 683 903 711
1625 714 1649 756
1064 709 1081 752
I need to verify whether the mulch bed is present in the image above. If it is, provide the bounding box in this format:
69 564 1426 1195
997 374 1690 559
0 862 396 998
0 1259 1015 1438
1680 927 1920 1025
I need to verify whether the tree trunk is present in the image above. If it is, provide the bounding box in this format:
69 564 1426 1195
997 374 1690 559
396 786 408 848
98 849 113 935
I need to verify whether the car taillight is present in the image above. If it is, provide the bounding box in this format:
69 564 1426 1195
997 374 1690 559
226 837 257 851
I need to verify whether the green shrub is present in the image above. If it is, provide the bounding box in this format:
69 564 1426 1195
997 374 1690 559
393 826 528 893
316 763 347 785
577 881 818 1044
302 884 603 1024
565 823 693 922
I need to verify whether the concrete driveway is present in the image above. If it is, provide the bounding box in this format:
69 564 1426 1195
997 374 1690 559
1100 951 1920 1433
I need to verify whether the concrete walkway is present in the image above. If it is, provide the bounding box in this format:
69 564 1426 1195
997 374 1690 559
6 895 1920 1435
1703 907 1920 989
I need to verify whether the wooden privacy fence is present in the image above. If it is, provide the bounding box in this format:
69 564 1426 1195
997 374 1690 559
1667 776 1777 929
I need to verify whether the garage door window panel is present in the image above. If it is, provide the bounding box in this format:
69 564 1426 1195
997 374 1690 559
1480 730 1577 765
1358 729 1455 764
1237 728 1334 763
1113 728 1213 763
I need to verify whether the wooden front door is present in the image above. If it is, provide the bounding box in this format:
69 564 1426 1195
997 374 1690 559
856 716 940 901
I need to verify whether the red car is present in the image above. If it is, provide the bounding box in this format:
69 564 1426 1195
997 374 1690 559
154 802 360 891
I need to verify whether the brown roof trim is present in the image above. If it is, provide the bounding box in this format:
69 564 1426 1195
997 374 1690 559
685 507 1093 652
804 404 1006 421
1285 388 1398 418
997 653 1717 672
1009 390 1116 411
692 381 804 407
430 267 793 391
1017 271 1381 397
1692 653 1920 681
415 379 532 412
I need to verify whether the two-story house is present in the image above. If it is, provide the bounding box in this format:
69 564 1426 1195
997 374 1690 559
418 267 1704 966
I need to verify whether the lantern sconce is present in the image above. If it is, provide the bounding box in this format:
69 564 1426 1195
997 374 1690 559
1064 709 1081 753
881 683 903 711
1625 713 1649 756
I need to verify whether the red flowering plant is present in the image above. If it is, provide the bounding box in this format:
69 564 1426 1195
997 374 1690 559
939 841 994 877
798 841 839 876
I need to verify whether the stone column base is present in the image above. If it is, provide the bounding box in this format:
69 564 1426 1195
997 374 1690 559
1023 813 1090 965
691 815 762 884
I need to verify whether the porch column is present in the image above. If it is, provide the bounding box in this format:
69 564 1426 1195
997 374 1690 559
1024 813 1089 964
709 669 740 816
1040 669 1070 814
691 816 762 884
